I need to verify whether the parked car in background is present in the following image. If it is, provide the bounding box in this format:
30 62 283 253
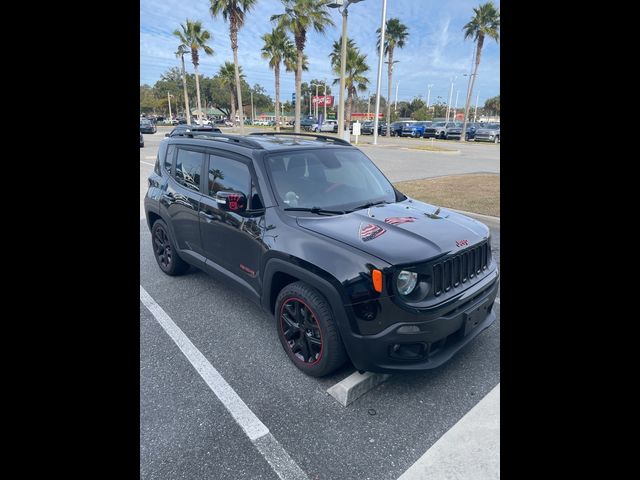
177 116 188 124
291 116 318 131
424 121 457 139
461 122 480 140
140 132 144 148
388 122 404 137
312 120 338 132
401 121 432 138
140 118 157 134
474 123 500 143
443 122 464 140
361 121 388 135
165 124 222 137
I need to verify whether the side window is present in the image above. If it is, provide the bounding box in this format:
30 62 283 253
164 145 175 175
208 155 251 197
175 148 203 192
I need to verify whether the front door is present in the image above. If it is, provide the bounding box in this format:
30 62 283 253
198 151 266 296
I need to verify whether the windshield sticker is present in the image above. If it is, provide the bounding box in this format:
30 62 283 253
359 223 386 242
384 216 416 225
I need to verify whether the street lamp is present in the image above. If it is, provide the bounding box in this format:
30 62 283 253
311 82 322 120
426 84 433 109
372 0 388 145
445 76 456 122
329 0 365 140
167 92 174 120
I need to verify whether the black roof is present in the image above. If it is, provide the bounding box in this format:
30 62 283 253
165 131 354 152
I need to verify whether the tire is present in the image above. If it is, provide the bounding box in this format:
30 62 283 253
151 219 189 276
494 135 500 144
275 281 347 377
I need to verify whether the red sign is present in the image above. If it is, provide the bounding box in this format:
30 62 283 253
351 113 383 118
312 95 334 107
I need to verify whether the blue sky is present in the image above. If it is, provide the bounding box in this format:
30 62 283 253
140 0 500 107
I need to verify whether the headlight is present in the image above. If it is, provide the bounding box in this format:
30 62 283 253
397 270 418 295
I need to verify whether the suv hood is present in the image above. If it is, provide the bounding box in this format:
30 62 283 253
296 200 489 265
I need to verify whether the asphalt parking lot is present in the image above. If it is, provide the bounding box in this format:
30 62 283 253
140 126 500 479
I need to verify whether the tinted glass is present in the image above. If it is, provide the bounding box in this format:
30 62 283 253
164 145 175 174
175 149 202 192
266 149 395 210
208 155 251 197
486 123 500 129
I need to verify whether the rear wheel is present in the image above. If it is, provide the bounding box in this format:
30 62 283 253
275 281 347 377
151 219 189 276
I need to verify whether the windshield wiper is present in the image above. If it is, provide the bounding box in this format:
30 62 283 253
284 207 346 215
346 200 390 213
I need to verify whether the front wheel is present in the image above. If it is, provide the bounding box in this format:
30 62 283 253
494 135 500 144
275 281 347 377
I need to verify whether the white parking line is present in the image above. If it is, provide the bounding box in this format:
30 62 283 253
140 286 308 480
397 383 500 480
140 161 155 167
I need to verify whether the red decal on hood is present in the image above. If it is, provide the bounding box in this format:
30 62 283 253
456 239 469 247
359 223 386 242
384 216 417 225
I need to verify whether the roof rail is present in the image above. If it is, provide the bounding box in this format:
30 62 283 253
173 131 264 149
248 131 352 146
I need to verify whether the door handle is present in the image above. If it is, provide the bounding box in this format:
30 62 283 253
199 211 215 221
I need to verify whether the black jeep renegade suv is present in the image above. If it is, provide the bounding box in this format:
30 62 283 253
145 132 499 377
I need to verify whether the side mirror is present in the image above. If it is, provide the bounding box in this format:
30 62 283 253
215 191 247 213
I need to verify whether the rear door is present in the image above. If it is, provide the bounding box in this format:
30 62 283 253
160 145 206 264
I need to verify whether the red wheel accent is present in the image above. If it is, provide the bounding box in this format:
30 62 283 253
279 297 324 366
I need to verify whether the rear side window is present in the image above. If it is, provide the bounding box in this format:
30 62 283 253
164 145 175 175
208 155 251 197
175 148 203 192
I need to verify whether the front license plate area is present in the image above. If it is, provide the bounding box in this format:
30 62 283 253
463 303 485 336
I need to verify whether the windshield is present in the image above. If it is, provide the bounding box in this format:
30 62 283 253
140 120 151 125
266 148 396 211
485 123 500 129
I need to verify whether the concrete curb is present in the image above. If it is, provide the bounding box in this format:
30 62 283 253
327 371 391 407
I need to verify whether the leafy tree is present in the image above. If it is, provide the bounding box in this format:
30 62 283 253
271 0 334 132
261 27 294 131
210 0 258 133
174 19 214 124
329 38 370 123
483 95 500 117
460 2 500 139
377 18 408 135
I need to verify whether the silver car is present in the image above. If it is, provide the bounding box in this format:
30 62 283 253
474 123 500 143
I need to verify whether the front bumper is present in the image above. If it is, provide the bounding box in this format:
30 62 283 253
475 135 495 142
340 270 499 373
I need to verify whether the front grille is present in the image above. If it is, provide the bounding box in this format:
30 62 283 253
432 241 490 296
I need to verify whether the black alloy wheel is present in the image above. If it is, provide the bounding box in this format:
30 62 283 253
280 298 323 365
151 219 189 275
275 281 347 377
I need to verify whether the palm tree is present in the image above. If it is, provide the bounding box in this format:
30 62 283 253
209 1 257 134
173 20 214 125
330 38 369 125
271 0 334 133
261 28 295 132
377 18 408 136
175 45 192 124
460 2 500 141
218 61 245 123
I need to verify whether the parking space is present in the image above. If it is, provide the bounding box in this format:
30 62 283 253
140 129 500 479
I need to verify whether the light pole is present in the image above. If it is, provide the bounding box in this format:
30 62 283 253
426 84 433 109
167 92 173 119
367 90 371 119
311 83 321 120
250 90 254 124
372 0 387 145
474 92 479 122
445 76 456 122
453 89 459 121
323 80 328 121
329 0 364 140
